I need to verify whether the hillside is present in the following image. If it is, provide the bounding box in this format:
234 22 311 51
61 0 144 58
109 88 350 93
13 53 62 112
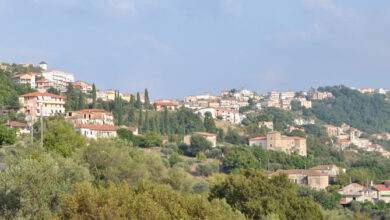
306 86 390 134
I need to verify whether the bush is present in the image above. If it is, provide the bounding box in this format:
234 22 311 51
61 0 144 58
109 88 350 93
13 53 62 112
196 163 219 176
192 180 210 194
169 152 183 167
207 148 223 159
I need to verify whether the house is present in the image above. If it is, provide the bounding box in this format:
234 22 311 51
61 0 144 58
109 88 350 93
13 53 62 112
66 109 114 125
196 108 216 118
76 124 119 139
269 169 329 190
42 69 74 92
119 126 138 135
358 88 374 94
184 96 197 103
18 92 65 122
309 165 340 184
215 108 241 124
72 81 93 94
39 61 47 70
293 118 315 126
258 121 274 130
154 102 178 111
249 131 307 156
322 124 341 137
340 182 390 205
280 90 295 100
121 93 131 102
183 132 217 147
19 62 35 67
5 121 29 135
300 100 312 109
340 183 366 204
36 79 55 92
334 139 351 150
12 72 41 88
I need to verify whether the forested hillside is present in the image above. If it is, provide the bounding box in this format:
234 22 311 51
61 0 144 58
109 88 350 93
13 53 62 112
306 86 390 134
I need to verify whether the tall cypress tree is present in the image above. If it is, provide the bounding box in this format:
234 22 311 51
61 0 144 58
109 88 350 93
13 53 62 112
163 107 170 135
204 112 216 133
77 92 85 110
136 92 141 109
92 83 97 108
143 110 149 132
138 107 143 131
144 88 150 110
130 94 135 108
128 107 135 125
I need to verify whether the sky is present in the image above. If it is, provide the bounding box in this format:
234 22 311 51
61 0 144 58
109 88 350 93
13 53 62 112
1 0 390 99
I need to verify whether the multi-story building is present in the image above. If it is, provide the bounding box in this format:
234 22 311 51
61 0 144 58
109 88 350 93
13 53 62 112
215 108 241 124
12 72 42 88
340 181 390 205
18 92 65 122
309 165 341 184
66 109 114 125
322 124 341 137
280 90 295 100
72 81 93 94
258 121 274 130
249 131 306 156
42 69 74 92
76 124 119 139
154 102 178 111
269 169 329 190
36 79 55 92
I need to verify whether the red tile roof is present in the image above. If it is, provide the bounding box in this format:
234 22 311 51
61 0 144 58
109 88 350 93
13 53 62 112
36 79 48 83
79 109 110 114
154 102 177 106
352 183 364 188
373 184 390 191
5 121 27 128
194 132 217 137
249 136 267 141
19 92 64 98
310 165 336 170
75 124 119 131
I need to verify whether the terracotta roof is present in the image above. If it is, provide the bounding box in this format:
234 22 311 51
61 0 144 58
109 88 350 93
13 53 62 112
310 165 336 170
352 183 364 188
154 102 177 106
5 121 27 128
36 79 48 83
270 169 328 177
193 132 217 137
75 124 119 131
79 109 110 114
19 92 64 98
249 136 267 141
335 139 350 144
373 184 390 191
120 126 137 132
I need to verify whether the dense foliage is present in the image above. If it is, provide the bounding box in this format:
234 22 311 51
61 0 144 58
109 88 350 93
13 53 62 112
309 85 390 133
209 169 324 219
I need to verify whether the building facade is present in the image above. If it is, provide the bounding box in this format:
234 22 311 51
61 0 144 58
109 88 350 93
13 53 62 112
18 92 65 122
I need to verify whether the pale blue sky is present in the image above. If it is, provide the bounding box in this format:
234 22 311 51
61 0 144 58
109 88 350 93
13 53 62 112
1 0 390 99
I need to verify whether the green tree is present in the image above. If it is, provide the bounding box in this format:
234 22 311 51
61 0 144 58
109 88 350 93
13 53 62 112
136 92 141 109
144 88 150 109
204 111 217 134
190 135 212 156
0 124 16 146
138 108 143 132
34 116 86 157
222 148 260 171
91 83 97 108
209 169 324 219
